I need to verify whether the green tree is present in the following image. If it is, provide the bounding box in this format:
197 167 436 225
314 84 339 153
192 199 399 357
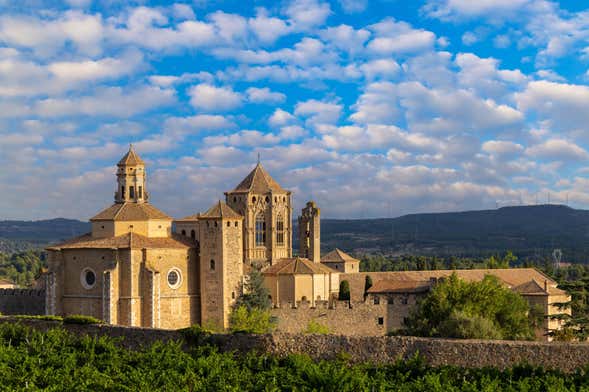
404 273 533 340
235 268 272 311
339 280 350 301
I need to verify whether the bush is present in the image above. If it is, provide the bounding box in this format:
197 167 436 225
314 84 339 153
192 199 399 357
339 280 350 301
14 315 63 322
229 305 275 334
305 320 330 334
63 315 102 325
438 310 502 339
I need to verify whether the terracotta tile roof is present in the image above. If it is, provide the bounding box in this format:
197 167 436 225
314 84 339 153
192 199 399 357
47 232 195 250
91 203 171 221
200 201 242 219
228 163 287 194
321 248 359 264
117 145 145 166
367 280 431 294
263 257 336 275
340 268 567 300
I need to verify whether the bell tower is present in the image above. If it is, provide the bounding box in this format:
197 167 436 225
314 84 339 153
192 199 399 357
298 201 320 263
115 144 148 204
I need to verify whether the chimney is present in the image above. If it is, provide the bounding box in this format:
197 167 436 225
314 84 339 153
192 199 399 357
544 280 548 292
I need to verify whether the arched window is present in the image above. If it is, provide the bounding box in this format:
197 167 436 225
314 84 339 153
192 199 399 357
190 230 195 240
181 230 186 236
255 214 266 246
276 214 284 246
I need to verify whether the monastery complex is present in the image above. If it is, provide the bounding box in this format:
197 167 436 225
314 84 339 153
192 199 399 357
44 147 570 339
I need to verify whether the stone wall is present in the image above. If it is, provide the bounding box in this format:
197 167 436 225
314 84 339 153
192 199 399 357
3 317 589 372
0 289 45 315
272 300 387 335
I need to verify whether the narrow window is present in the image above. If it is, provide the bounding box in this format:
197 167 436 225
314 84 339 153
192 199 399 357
231 292 235 299
255 214 266 246
276 214 284 246
378 317 384 325
121 186 125 199
129 186 135 198
373 297 380 305
234 221 238 227
265 196 270 203
138 186 143 198
227 221 230 227
190 230 195 240
210 259 215 270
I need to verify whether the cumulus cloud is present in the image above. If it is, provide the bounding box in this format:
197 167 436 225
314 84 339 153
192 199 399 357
246 87 286 104
188 84 242 112
526 139 589 162
367 18 436 55
35 85 176 117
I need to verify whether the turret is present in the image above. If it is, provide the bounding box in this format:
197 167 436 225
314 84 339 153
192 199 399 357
115 144 148 204
298 201 320 263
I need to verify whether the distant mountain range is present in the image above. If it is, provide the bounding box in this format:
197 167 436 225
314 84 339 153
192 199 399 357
1 205 588 261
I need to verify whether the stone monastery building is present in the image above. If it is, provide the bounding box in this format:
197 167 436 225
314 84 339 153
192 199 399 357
45 147 570 339
46 146 341 329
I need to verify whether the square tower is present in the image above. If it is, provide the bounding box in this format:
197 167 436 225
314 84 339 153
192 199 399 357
198 201 244 329
298 201 320 263
225 163 292 266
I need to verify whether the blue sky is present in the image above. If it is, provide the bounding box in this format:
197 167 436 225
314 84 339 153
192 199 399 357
2 0 589 220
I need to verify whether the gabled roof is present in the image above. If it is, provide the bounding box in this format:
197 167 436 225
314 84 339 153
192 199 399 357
117 145 145 166
47 232 195 250
367 280 431 294
263 257 336 276
200 201 242 219
228 163 287 194
91 203 171 221
321 248 359 264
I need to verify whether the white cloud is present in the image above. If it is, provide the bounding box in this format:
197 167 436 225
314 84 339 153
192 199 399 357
482 140 524 157
423 0 531 20
284 0 331 31
269 108 297 127
350 82 399 124
246 87 286 104
248 8 290 44
516 80 589 132
35 85 176 117
188 84 242 112
526 139 589 161
295 99 342 129
360 59 400 80
461 32 478 45
367 18 435 55
338 0 367 14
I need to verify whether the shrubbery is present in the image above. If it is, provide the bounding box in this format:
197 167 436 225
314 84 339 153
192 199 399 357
305 320 330 334
0 322 587 390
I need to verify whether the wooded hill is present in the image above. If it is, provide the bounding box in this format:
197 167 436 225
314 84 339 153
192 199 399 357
2 205 589 261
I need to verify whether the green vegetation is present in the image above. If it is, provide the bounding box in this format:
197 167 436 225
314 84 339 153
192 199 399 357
0 322 588 391
404 274 534 340
338 280 350 301
13 315 63 322
229 268 275 334
229 305 276 334
0 249 45 287
305 320 330 334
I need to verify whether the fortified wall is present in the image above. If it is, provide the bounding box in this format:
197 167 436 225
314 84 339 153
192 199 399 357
271 300 387 335
0 289 45 315
3 317 589 373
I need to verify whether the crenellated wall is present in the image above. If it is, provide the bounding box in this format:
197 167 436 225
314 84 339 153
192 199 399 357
0 289 45 315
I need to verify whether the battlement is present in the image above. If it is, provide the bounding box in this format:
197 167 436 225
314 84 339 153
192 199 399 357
0 289 45 315
271 299 387 335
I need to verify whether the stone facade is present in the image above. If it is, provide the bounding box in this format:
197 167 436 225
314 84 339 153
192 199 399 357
225 163 292 266
0 289 45 315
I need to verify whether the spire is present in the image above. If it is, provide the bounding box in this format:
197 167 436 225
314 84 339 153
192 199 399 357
229 162 286 194
118 144 145 166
